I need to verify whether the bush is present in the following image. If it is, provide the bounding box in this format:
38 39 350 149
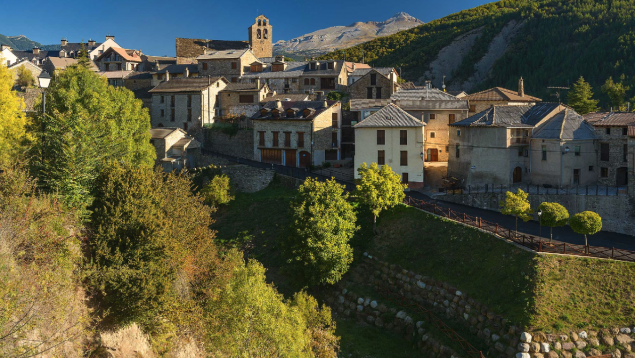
538 202 569 242
200 174 234 207
570 211 602 249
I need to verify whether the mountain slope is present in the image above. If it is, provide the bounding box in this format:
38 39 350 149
0 34 59 51
318 0 635 105
273 12 422 58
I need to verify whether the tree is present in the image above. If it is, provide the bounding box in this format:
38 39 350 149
200 174 234 207
538 202 569 242
28 64 155 212
77 42 92 69
290 291 339 358
15 66 35 88
601 76 629 111
567 76 598 115
204 259 313 357
355 163 406 230
285 178 358 285
570 211 602 253
0 60 28 167
500 188 533 236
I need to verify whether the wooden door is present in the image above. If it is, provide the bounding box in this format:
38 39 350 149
261 149 282 164
285 150 296 168
429 148 439 162
299 151 311 168
513 167 522 183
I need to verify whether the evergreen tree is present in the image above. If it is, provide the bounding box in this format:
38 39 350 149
567 76 598 115
77 42 92 69
0 60 28 167
601 76 629 111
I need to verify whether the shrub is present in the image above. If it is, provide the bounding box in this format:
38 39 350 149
355 163 406 230
538 202 569 242
200 174 234 207
570 211 602 250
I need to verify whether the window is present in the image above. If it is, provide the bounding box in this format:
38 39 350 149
400 130 407 145
589 166 594 172
332 132 338 147
542 145 547 160
376 87 382 99
446 146 449 153
327 62 334 69
231 62 237 70
187 95 192 107
183 122 188 131
170 109 175 122
231 77 237 83
298 132 304 147
430 132 436 139
469 104 476 112
367 87 373 99
170 96 175 108
400 151 408 166
304 78 309 85
239 95 254 103
575 146 581 156
449 114 456 124
429 113 436 120
518 147 523 157
259 131 265 146
284 132 291 147
455 144 460 158
332 113 339 128
623 127 628 136
202 62 207 70
601 167 609 178
600 143 610 161
624 144 628 162
457 130 461 137
272 132 279 147
310 78 315 85
377 130 385 145
370 74 377 86
573 169 580 185
378 150 385 165
187 109 192 121
160 108 165 117
402 173 409 184
606 128 611 135
160 95 165 103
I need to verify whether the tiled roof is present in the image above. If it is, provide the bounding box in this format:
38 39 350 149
148 77 226 93
127 71 153 80
350 99 392 111
354 104 425 128
222 82 266 91
451 103 562 128
242 61 308 79
253 100 336 120
96 47 142 62
448 90 467 98
150 127 185 139
589 112 635 126
197 49 250 60
47 57 99 71
155 64 198 74
398 82 417 90
582 112 610 124
533 108 596 140
345 62 371 72
628 125 635 137
350 67 394 77
262 93 310 102
463 87 541 102
391 87 460 101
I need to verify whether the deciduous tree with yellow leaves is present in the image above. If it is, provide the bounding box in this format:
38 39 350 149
0 59 28 167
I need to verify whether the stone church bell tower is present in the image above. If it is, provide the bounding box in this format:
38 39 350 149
249 15 273 58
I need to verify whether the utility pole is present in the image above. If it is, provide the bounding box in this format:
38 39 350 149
547 86 570 104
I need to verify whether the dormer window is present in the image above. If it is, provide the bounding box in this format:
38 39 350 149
327 61 334 70
260 108 268 117
303 108 311 118
272 109 280 118
286 109 295 117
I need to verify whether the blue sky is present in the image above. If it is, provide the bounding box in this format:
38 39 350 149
1 0 489 56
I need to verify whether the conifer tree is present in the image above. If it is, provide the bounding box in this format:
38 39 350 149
601 76 629 111
568 76 598 115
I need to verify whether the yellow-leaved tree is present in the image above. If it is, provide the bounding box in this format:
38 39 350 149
0 58 28 167
500 188 534 236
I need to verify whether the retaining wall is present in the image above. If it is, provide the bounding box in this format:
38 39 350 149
203 128 254 159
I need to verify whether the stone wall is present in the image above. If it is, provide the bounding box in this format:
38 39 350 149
198 155 274 193
441 192 635 235
203 128 254 159
515 328 635 358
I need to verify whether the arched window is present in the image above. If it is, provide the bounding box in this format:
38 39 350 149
263 19 267 26
310 78 316 85
258 19 261 26
263 29 268 39
257 29 261 39
304 78 310 85
286 109 294 117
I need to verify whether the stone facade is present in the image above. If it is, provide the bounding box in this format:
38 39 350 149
218 82 271 118
405 110 467 163
248 15 273 58
595 126 630 186
197 50 259 83
203 128 254 159
348 69 397 100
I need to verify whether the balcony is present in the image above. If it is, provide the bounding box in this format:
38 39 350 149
509 136 529 145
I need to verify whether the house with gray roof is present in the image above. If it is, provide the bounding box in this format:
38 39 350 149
348 67 399 101
149 127 201 172
353 104 426 188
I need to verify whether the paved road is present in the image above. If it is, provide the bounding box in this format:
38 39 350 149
406 191 635 252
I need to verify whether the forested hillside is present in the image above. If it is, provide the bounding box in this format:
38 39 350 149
319 0 635 106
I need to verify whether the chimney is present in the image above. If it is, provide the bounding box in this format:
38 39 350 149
208 75 211 85
389 71 395 83
184 67 190 78
61 39 68 46
32 47 40 55
352 63 356 70
165 70 170 81
105 35 115 41
256 77 261 89
315 91 324 101
88 39 96 46
518 77 524 97
323 99 328 109
275 99 283 110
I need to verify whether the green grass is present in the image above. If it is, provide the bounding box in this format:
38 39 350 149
335 319 424 358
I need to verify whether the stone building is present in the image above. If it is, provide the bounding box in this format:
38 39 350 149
248 15 273 58
8 60 42 85
348 68 399 100
463 78 541 114
149 127 201 171
448 103 597 188
139 55 176 72
43 57 99 74
251 99 342 167
10 36 120 65
391 86 469 163
218 80 272 118
95 47 142 71
197 49 259 83
299 59 348 94
151 64 199 86
585 112 635 186
354 104 425 189
148 76 228 134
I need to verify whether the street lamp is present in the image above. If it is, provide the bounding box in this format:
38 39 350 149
537 209 543 238
38 71 51 163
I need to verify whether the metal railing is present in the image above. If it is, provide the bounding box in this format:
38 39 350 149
447 183 628 196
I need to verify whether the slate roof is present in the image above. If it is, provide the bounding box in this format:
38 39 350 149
350 99 392 111
588 112 635 126
463 87 541 102
354 104 425 128
262 93 310 102
391 87 459 101
176 38 249 59
47 57 99 71
628 125 635 137
222 82 267 91
450 103 562 128
12 50 56 61
197 49 250 60
127 71 153 80
582 112 610 124
350 67 394 78
253 100 336 120
242 61 308 79
148 77 226 93
155 64 198 74
533 108 596 140
150 127 184 139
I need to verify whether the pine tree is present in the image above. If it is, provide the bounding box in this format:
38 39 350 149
567 76 598 115
77 42 92 69
601 76 629 111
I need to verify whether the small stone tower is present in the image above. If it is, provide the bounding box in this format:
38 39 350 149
249 15 272 58
518 77 525 97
